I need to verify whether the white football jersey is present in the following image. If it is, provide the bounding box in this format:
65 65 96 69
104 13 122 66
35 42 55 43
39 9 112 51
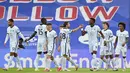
60 28 72 44
100 29 113 46
5 26 24 45
35 24 47 43
47 30 57 45
85 25 101 44
116 30 129 46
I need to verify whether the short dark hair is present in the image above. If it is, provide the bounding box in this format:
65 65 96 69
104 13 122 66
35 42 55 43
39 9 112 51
41 18 47 24
118 22 126 29
46 23 52 26
103 22 109 28
8 19 14 22
90 18 95 23
63 22 69 27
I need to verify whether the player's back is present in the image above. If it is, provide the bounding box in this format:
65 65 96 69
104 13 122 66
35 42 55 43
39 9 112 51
35 24 46 43
7 26 19 44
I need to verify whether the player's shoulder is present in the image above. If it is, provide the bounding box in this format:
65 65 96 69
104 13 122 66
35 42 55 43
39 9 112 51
124 30 128 34
60 28 64 33
116 30 120 33
14 25 19 29
36 24 40 27
95 25 100 28
107 29 112 32
85 25 90 28
52 30 56 33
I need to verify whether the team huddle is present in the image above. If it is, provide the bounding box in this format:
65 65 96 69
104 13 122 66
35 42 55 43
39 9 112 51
3 18 129 72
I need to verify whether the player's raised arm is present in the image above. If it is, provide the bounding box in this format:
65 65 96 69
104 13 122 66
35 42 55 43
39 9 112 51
72 24 83 32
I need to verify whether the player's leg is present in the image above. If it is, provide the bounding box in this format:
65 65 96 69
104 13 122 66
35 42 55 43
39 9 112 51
122 47 127 71
61 44 67 71
109 54 114 69
105 55 109 70
65 49 78 71
34 52 41 71
99 46 107 69
44 54 52 72
3 52 14 70
3 46 16 70
14 45 23 71
90 44 98 71
14 53 22 71
43 51 48 70
50 56 62 71
113 46 120 71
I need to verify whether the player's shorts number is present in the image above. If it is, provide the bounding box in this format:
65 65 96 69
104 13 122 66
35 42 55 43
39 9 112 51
38 29 43 35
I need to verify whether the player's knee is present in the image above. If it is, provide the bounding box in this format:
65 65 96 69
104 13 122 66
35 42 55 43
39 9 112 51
50 56 54 60
115 54 119 57
100 56 104 59
66 57 70 61
37 52 42 54
93 51 97 54
105 55 109 59
14 53 18 57
110 55 113 59
123 56 126 58
10 52 14 56
43 51 48 54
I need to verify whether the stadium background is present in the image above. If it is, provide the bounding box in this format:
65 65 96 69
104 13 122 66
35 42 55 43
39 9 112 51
0 0 130 68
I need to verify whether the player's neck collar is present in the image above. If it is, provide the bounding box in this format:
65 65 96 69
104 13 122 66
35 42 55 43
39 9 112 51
104 28 108 31
120 29 125 32
49 30 52 32
40 24 43 25
90 24 94 27
10 25 14 28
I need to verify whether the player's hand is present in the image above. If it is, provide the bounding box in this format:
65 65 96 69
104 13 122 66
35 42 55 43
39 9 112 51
4 43 6 47
25 39 29 42
104 41 107 46
58 46 61 52
79 24 83 28
122 42 126 47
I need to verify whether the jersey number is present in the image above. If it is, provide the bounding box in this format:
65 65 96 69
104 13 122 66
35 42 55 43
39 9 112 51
38 29 43 35
61 33 66 39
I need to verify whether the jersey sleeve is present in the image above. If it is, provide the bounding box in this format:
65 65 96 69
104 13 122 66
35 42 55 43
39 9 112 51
54 31 57 38
85 26 88 32
116 31 119 36
16 27 20 34
34 26 38 32
68 29 72 33
97 26 101 32
4 28 9 44
110 30 113 37
126 31 129 37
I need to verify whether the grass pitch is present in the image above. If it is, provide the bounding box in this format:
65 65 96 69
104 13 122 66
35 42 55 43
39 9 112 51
0 68 130 73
